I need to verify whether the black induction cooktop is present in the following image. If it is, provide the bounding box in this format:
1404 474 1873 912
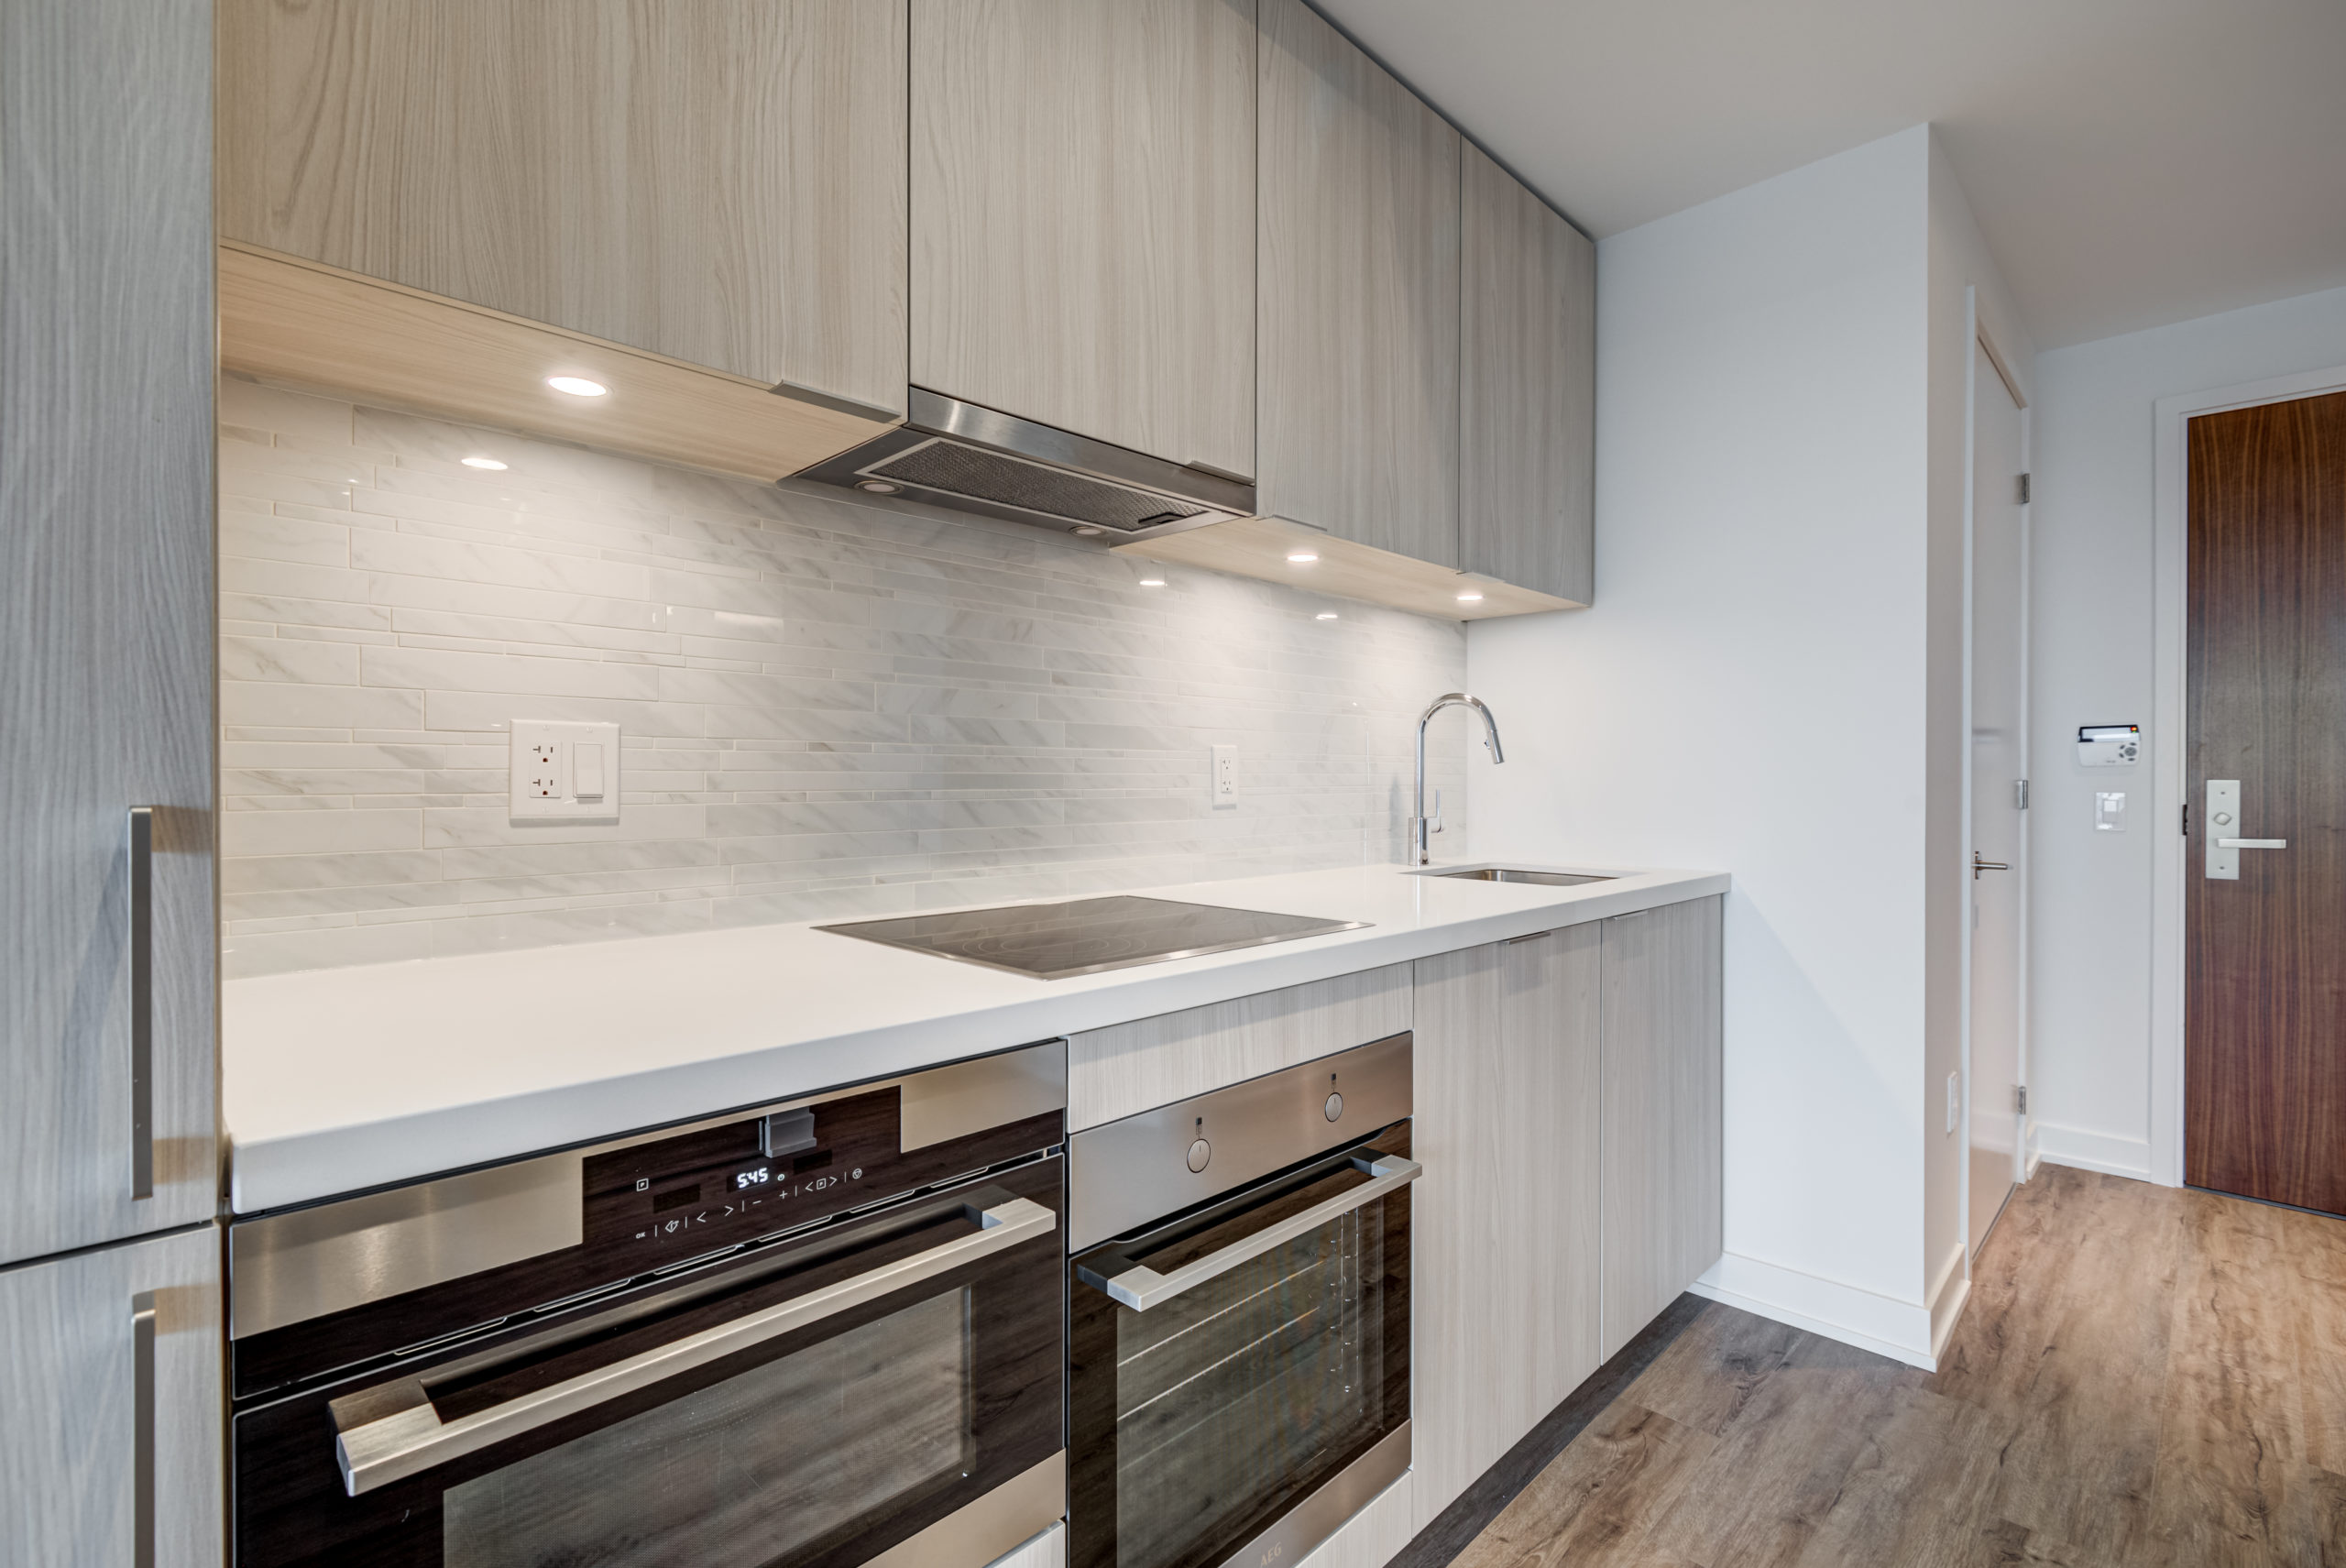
816 895 1368 981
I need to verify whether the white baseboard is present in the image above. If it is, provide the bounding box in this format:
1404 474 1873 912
1689 1250 1936 1370
1927 1240 1971 1362
2034 1122 2153 1181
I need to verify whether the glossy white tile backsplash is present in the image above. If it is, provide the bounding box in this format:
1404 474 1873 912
219 378 1471 978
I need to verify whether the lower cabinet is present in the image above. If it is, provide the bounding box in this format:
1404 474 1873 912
0 1224 224 1567
1600 896 1726 1359
1410 926 1603 1524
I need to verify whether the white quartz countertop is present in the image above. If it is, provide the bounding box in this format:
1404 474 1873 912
225 861 1728 1212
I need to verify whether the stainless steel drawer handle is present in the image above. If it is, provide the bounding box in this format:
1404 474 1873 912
1094 1154 1420 1312
2216 838 2286 850
127 807 155 1200
333 1194 1057 1497
132 1289 157 1568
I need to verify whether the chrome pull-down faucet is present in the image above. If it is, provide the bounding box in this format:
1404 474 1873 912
1412 693 1504 866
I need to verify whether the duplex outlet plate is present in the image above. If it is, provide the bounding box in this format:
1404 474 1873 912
510 720 620 822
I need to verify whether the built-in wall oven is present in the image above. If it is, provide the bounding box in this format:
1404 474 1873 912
227 1043 1069 1568
1067 1035 1416 1568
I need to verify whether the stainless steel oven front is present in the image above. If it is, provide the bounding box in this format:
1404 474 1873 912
228 1044 1068 1568
1067 1035 1416 1568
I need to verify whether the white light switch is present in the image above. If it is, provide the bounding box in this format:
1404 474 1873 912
1211 744 1238 807
2095 791 2126 833
510 720 620 822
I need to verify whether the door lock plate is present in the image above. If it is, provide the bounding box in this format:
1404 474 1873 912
2206 779 2239 880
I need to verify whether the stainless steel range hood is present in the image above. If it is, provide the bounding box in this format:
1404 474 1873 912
798 389 1253 542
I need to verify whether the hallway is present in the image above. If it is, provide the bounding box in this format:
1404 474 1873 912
1444 1165 2346 1565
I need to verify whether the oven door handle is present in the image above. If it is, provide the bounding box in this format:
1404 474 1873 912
332 1193 1057 1497
1086 1153 1420 1312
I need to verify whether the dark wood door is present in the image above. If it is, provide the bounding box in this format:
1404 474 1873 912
2185 388 2346 1214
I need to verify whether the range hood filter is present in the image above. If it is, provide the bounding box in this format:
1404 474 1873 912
861 438 1207 533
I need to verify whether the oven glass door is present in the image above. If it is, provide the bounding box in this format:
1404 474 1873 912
1069 1124 1411 1568
236 1158 1062 1568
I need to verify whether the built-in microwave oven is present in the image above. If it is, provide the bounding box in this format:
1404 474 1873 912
226 1044 1069 1568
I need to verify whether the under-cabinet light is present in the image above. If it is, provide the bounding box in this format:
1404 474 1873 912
1316 612 1338 620
546 376 608 397
461 456 509 470
1456 591 1485 603
1138 577 1166 587
1286 551 1319 564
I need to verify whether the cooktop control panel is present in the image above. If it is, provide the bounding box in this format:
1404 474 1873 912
581 1087 906 1260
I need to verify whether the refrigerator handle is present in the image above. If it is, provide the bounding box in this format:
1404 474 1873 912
127 807 154 1201
132 1288 157 1568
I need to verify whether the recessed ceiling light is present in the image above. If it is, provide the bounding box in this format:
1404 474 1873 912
856 478 901 495
1071 525 1105 537
1456 590 1485 603
1138 577 1166 587
1316 612 1338 620
461 456 508 470
546 376 608 398
1286 551 1319 564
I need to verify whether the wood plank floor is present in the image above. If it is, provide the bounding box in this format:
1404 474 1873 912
1445 1166 2346 1567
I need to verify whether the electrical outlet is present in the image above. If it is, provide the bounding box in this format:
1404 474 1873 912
510 720 620 822
1211 744 1238 807
1946 1071 1960 1135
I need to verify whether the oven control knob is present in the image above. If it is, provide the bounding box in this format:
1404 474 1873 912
1187 1138 1211 1173
1324 1091 1343 1122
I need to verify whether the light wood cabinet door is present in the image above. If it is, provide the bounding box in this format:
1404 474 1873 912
1257 0 1460 565
911 0 1256 477
3 0 218 1266
1461 144 1595 604
0 1226 225 1567
1600 896 1726 1360
1410 927 1602 1526
217 0 909 413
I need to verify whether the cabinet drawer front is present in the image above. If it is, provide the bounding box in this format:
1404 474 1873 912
1069 964 1411 1129
0 1226 224 1568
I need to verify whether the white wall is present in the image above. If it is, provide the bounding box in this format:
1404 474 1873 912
2028 283 2346 1178
1469 126 1948 1364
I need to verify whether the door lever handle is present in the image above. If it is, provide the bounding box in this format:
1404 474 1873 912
1971 851 2011 878
2216 838 2286 850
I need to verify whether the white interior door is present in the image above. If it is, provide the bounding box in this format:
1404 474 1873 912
1968 338 2028 1258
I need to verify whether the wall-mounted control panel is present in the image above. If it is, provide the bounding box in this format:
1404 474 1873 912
510 718 620 822
2077 724 2140 768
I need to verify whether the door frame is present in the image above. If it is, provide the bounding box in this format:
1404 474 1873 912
2149 360 2346 1188
1960 295 2033 1262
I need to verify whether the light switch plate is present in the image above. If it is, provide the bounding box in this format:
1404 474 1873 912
510 720 620 822
1210 744 1238 807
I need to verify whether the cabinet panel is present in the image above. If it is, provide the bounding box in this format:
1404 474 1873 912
1069 964 1411 1130
0 1225 225 1567
1257 0 1460 565
1460 144 1595 605
1411 928 1601 1527
1600 897 1725 1360
2 0 218 1263
911 0 1256 477
217 0 909 411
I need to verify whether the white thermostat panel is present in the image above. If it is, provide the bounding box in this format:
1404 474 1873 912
2077 724 2140 768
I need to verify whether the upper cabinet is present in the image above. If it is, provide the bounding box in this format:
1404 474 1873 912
1255 0 1461 566
1462 143 1595 606
215 0 909 478
910 0 1257 479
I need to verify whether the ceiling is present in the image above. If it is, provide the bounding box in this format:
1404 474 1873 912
1314 0 2346 349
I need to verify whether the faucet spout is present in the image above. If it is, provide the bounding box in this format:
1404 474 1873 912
1412 693 1505 866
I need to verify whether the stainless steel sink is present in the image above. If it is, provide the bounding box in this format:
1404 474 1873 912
1418 867 1614 887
